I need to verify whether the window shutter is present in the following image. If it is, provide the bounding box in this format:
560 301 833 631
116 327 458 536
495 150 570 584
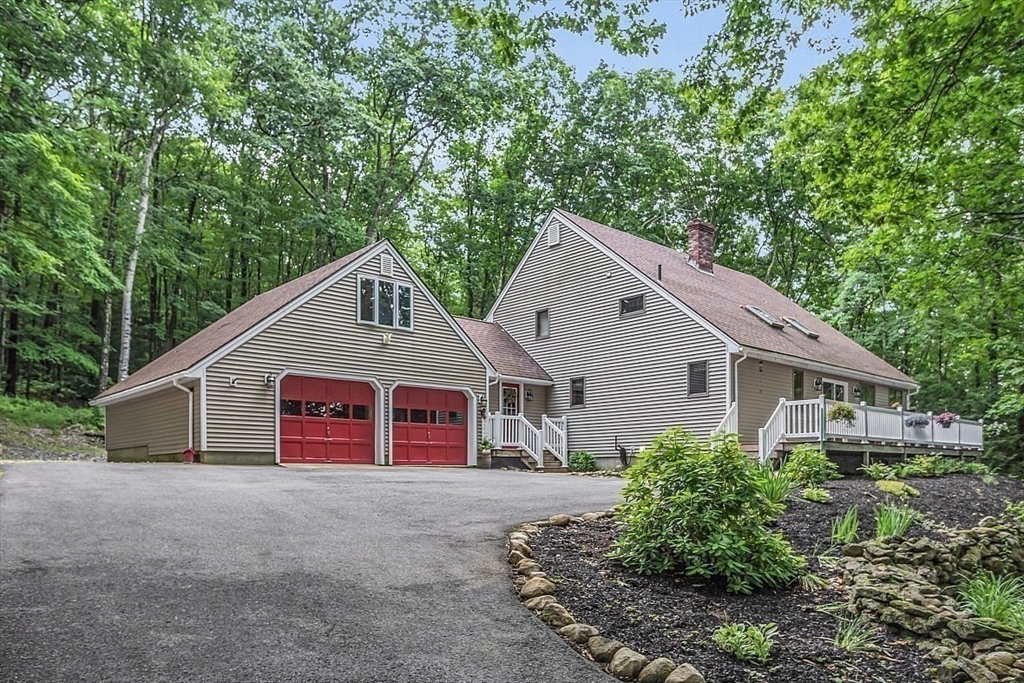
547 220 560 247
380 253 394 277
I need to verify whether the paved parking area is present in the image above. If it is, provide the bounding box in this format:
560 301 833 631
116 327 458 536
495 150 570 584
0 463 623 682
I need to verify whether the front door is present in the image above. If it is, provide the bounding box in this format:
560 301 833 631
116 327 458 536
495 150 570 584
501 383 519 446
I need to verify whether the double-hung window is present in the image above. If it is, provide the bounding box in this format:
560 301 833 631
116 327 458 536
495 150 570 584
359 276 412 330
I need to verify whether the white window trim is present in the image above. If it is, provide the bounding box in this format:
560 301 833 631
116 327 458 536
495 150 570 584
357 275 414 331
687 359 710 397
619 293 646 317
820 377 849 401
569 377 586 408
535 308 550 339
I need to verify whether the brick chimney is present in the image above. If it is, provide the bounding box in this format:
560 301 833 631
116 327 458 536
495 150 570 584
687 219 716 273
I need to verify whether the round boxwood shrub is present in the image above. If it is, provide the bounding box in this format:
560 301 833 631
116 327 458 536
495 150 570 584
782 445 840 487
610 428 806 594
568 450 596 472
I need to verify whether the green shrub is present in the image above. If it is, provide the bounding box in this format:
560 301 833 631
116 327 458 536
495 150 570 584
893 455 941 478
0 396 103 433
712 622 777 665
782 445 840 487
1006 501 1024 523
568 450 596 472
859 462 897 480
610 429 805 594
801 486 832 503
874 503 918 538
959 572 1024 634
831 507 859 544
876 479 920 498
753 465 792 512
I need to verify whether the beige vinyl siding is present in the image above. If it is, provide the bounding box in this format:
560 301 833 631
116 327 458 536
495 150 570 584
492 219 728 461
737 358 896 443
488 382 549 429
105 385 189 456
205 252 488 454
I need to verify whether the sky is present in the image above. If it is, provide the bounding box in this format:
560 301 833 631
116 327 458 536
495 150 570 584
550 1 855 86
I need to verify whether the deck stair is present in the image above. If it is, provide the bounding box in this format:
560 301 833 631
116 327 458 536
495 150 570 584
482 412 569 471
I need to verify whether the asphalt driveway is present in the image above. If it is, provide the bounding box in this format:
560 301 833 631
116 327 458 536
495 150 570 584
0 463 623 682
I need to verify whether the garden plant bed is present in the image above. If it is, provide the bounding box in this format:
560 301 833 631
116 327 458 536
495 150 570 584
528 475 1024 683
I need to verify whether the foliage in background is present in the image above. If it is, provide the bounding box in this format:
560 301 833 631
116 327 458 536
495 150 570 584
712 622 777 665
0 396 103 433
568 450 596 472
611 429 805 593
782 445 840 487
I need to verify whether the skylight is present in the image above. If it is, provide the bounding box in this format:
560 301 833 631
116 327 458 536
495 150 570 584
783 316 820 339
745 305 784 329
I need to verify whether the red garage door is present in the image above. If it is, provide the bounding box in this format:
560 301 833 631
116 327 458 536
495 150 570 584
392 386 468 465
279 376 375 464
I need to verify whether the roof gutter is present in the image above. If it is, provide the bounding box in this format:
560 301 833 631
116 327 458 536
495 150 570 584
89 371 195 408
497 374 555 387
743 348 918 391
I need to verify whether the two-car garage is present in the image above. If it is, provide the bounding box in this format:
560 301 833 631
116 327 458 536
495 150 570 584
278 375 468 466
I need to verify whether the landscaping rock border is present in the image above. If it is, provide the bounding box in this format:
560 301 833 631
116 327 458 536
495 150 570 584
508 510 706 683
839 514 1024 683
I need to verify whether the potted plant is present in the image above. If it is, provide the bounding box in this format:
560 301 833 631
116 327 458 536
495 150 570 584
478 437 494 452
903 414 930 428
934 412 959 429
826 402 857 427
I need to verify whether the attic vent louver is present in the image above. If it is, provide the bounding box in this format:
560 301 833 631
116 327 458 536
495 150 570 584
783 316 820 339
380 253 394 277
745 305 785 329
548 220 561 247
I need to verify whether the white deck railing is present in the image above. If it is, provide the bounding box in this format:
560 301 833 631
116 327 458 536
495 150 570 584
756 396 984 461
482 413 568 468
712 402 738 436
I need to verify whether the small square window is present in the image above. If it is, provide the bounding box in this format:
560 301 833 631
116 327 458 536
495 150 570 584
329 402 350 419
620 294 645 316
392 407 408 423
687 361 708 396
448 411 464 425
352 404 371 421
535 309 550 338
410 408 428 423
280 399 302 416
570 378 585 407
793 370 804 400
304 401 327 418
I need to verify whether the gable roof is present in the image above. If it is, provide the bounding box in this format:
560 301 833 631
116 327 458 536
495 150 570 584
94 244 379 402
553 209 915 386
455 318 551 383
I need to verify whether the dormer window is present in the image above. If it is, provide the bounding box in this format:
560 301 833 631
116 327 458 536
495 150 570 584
359 276 412 330
745 305 784 329
783 316 819 339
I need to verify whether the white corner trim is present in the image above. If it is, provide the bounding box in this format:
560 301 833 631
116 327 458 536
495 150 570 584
743 348 919 391
273 369 386 466
199 369 208 450
485 212 559 322
555 210 741 354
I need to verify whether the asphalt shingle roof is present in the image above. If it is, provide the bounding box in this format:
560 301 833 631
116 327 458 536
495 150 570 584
556 209 914 385
455 318 551 382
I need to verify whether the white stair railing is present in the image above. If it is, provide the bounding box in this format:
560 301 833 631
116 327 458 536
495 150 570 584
485 412 545 469
542 415 568 466
712 402 738 435
757 398 788 462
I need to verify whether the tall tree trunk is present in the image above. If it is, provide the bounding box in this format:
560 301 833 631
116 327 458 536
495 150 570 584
118 126 163 383
99 293 113 390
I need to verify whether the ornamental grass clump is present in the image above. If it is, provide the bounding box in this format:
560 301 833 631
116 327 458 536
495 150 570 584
874 503 918 538
753 465 793 511
830 506 859 545
959 572 1024 634
610 429 805 594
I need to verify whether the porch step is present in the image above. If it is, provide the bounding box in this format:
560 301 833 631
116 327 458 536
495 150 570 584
519 452 569 473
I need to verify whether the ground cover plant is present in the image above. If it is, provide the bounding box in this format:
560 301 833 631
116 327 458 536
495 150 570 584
712 622 776 665
568 450 596 472
781 445 839 487
610 429 804 593
800 486 831 503
529 473 1024 683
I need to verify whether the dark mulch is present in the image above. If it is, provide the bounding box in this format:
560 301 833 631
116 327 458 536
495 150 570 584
529 475 1024 683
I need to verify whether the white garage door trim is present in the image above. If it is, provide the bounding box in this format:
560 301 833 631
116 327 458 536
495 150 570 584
388 381 478 467
275 369 386 465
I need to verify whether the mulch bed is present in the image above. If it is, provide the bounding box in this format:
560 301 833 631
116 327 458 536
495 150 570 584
529 474 1024 683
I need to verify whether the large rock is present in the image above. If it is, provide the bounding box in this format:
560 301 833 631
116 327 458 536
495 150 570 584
559 623 599 643
517 561 543 576
508 550 527 566
523 595 557 611
548 514 572 527
588 636 625 662
519 577 556 599
664 664 706 683
509 539 532 557
509 531 530 543
948 618 1019 642
957 657 999 683
539 602 575 628
637 657 676 683
608 648 648 680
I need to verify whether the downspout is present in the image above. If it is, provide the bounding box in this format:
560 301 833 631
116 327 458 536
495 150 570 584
907 386 919 411
731 348 748 407
172 378 194 452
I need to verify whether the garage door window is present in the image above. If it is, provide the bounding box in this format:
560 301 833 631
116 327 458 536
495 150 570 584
359 276 413 330
393 407 408 422
329 402 349 419
352 404 371 420
280 399 302 416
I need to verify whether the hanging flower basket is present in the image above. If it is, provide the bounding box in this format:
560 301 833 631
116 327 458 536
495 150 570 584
904 414 930 428
826 402 857 427
934 412 959 428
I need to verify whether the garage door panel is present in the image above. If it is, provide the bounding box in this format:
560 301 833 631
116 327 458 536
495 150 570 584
392 386 468 466
279 377 375 464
